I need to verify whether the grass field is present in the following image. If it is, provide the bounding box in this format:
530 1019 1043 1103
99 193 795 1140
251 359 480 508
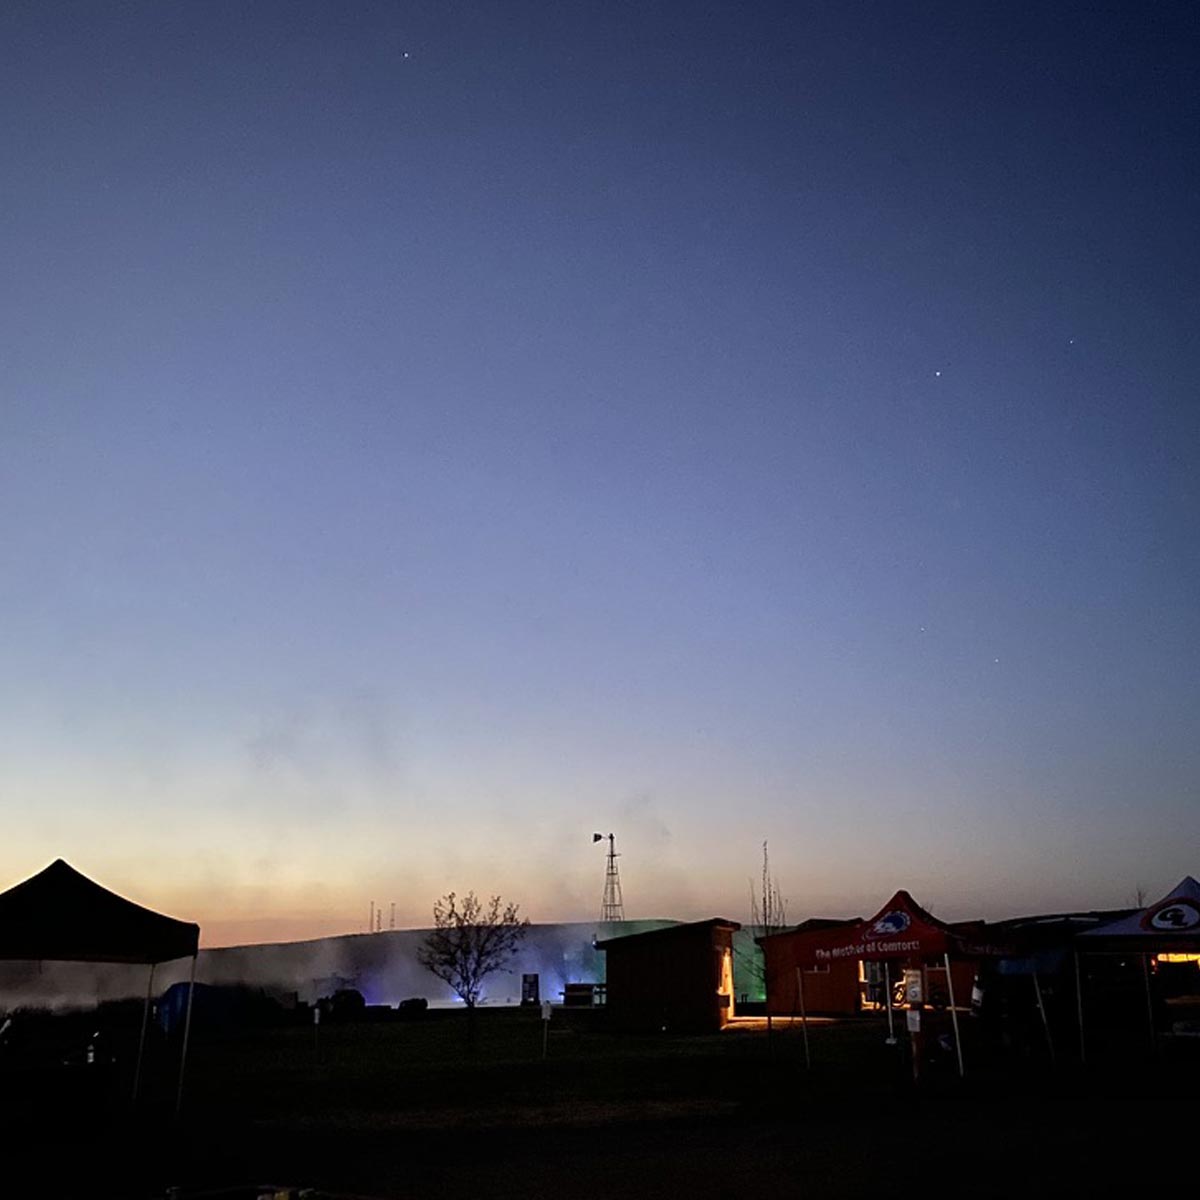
4 1007 1194 1198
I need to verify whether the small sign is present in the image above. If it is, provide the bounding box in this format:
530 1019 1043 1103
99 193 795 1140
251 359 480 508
906 1008 921 1032
1145 899 1200 932
540 1000 552 1021
868 910 912 937
903 968 923 1005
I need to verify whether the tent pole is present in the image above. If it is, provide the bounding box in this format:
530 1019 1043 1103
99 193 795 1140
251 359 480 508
1032 969 1055 1067
132 962 156 1102
1141 954 1156 1054
884 961 896 1044
943 953 964 1078
1074 951 1086 1064
795 966 811 1069
175 954 197 1120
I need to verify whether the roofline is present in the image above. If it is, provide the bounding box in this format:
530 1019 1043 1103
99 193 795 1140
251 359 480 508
755 917 863 946
989 908 1138 930
596 917 741 949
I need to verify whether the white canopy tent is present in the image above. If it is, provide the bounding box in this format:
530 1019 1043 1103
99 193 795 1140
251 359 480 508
1074 876 1200 1060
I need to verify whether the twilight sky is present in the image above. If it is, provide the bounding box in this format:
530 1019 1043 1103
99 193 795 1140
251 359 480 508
2 2 1197 946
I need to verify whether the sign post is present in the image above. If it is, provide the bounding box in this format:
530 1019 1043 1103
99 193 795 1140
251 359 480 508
904 966 924 1083
540 999 552 1060
883 961 896 1045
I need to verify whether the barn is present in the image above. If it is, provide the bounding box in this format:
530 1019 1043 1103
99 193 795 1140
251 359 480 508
757 917 864 1016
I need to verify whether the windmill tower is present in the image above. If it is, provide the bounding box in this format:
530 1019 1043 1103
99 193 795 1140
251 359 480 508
593 832 625 922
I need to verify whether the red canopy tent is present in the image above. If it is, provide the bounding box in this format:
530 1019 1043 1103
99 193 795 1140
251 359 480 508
786 890 1008 1076
0 859 200 1112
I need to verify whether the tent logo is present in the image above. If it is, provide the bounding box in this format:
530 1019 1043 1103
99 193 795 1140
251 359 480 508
869 911 911 937
1144 900 1200 932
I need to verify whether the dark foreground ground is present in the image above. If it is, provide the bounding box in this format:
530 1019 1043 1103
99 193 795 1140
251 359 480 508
3 1008 1194 1198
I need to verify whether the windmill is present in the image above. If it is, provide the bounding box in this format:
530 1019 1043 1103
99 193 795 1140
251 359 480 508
593 832 625 922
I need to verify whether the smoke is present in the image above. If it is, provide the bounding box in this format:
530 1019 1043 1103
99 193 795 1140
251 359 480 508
237 688 411 824
0 957 193 1013
0 920 700 1012
617 791 700 916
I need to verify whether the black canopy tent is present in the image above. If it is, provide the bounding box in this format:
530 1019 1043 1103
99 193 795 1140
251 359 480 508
0 859 200 1111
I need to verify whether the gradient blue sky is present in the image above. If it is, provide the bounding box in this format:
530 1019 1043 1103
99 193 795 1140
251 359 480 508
2 2 1197 945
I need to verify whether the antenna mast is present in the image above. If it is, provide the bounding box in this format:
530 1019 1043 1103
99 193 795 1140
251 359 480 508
593 832 625 922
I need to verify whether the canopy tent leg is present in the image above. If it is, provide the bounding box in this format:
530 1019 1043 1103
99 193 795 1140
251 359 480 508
794 966 811 1069
1074 951 1086 1064
132 962 156 1102
884 961 896 1044
943 953 964 1078
1141 954 1156 1054
175 954 197 1120
1032 969 1055 1067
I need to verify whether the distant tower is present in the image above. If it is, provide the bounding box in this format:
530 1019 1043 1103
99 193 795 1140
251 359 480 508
390 902 396 931
593 832 625 922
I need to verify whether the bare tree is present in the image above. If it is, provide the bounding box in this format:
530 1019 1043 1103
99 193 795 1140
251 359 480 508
751 841 788 941
417 891 529 1045
739 842 788 1024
